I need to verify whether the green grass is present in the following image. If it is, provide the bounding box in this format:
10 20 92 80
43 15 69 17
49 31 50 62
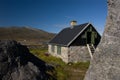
30 48 65 65
30 48 90 80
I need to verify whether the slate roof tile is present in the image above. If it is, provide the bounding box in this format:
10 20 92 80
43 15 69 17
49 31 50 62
49 23 89 46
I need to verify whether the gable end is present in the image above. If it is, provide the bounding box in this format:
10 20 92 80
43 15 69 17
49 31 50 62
67 23 90 46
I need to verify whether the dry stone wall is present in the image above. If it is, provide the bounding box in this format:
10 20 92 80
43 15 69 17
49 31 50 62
68 46 90 63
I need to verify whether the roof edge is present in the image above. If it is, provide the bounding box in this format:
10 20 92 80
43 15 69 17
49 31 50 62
67 23 90 46
48 43 68 47
48 27 68 44
89 24 101 37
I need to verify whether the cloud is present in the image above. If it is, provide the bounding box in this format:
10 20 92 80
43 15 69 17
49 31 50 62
64 16 73 19
53 24 68 28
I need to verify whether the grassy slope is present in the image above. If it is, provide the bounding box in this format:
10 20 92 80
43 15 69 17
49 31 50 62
30 48 90 80
0 27 55 45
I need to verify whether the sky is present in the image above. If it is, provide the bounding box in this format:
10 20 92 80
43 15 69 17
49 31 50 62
0 0 107 34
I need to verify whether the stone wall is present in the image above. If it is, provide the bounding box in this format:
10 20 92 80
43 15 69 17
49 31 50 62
68 46 90 63
60 46 69 63
48 44 52 53
48 44 69 63
48 45 91 63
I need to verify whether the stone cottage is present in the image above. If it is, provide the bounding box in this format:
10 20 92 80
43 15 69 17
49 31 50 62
48 21 101 63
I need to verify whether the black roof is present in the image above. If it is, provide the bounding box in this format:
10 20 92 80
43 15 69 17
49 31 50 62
49 23 90 46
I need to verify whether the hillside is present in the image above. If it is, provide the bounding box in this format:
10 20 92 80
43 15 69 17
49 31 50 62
0 26 55 45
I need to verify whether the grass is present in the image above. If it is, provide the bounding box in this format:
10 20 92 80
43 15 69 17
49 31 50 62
30 48 90 80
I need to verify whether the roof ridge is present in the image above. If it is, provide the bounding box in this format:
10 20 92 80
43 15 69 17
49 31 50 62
64 23 90 29
49 22 90 46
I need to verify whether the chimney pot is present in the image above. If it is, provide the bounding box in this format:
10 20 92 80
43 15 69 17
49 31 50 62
70 20 77 28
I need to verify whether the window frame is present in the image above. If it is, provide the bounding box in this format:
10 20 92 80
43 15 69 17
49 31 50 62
57 46 61 55
51 45 55 53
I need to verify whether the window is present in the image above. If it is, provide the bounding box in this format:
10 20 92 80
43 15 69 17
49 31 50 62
51 45 55 53
57 46 61 55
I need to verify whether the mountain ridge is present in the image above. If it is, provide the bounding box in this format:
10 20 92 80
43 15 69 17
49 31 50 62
0 26 55 45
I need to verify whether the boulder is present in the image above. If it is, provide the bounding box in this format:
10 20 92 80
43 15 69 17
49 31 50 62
0 40 56 80
84 0 120 80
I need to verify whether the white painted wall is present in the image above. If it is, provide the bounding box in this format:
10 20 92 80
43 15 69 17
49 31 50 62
48 44 69 63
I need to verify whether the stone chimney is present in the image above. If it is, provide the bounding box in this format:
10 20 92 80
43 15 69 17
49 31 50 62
70 20 77 28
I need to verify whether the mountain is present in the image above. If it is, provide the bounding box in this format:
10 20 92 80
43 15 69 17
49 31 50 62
0 26 55 45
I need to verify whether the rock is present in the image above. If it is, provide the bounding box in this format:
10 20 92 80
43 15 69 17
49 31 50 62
0 40 56 80
84 0 120 80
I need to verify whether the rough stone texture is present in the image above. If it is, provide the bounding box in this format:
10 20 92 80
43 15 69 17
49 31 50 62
48 45 69 63
48 44 90 63
68 46 90 63
0 40 56 80
84 0 120 80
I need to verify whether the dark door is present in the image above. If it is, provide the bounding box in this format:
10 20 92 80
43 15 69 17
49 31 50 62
87 32 92 44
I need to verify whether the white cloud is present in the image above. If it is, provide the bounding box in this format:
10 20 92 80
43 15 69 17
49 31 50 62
64 16 73 19
53 24 68 28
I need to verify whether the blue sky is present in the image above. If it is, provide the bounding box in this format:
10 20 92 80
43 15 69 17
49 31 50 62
0 0 107 34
